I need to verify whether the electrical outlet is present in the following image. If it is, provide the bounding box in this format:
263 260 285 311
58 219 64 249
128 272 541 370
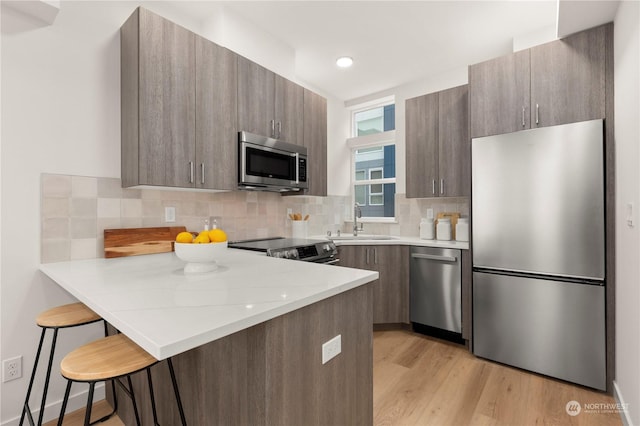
3 356 22 382
165 207 176 223
426 208 434 220
322 335 342 364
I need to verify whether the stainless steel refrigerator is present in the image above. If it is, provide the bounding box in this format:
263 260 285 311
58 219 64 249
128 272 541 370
471 119 606 391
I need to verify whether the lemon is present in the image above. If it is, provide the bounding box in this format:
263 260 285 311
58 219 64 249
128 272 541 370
208 229 227 243
194 232 210 244
175 232 194 243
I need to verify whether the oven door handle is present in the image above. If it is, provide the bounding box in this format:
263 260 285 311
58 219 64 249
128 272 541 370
322 258 340 265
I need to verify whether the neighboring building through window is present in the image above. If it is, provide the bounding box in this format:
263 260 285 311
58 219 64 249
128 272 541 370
349 101 396 219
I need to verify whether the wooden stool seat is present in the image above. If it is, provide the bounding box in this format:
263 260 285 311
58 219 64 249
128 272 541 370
61 334 158 382
36 302 101 328
58 334 187 425
20 302 106 426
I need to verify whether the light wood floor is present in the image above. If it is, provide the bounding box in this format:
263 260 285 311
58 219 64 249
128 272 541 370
46 330 623 426
374 330 622 426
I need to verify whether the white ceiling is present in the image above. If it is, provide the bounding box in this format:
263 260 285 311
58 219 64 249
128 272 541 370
174 1 618 101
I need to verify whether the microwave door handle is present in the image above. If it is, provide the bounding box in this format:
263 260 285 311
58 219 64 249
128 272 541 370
294 153 299 184
240 144 247 182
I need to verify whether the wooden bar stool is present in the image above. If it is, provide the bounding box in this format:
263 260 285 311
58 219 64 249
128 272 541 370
20 302 104 426
57 333 187 426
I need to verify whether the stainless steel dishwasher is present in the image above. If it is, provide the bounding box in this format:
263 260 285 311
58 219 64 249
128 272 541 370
410 246 462 333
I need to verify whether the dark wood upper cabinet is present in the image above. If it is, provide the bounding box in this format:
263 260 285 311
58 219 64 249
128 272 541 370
302 89 328 196
237 56 276 138
275 75 304 144
405 92 439 198
469 23 611 138
406 85 469 198
237 57 305 144
195 35 238 190
122 8 327 194
530 24 608 128
122 7 196 188
438 85 470 197
469 50 530 138
122 8 238 190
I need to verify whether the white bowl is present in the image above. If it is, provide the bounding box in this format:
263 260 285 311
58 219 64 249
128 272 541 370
174 241 227 273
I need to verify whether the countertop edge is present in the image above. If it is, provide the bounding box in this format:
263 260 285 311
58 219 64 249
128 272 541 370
311 236 470 250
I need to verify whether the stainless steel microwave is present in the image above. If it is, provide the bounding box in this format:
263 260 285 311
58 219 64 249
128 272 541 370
238 131 308 192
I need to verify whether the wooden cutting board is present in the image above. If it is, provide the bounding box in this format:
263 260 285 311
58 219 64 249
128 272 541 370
104 226 186 258
436 212 460 240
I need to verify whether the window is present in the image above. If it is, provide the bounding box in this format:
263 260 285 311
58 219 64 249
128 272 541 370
348 101 396 220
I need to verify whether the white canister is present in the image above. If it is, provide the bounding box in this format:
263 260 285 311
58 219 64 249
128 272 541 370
292 220 308 239
419 218 435 240
456 217 469 242
436 217 452 241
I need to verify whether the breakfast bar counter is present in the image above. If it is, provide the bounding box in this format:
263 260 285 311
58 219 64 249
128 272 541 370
40 250 378 425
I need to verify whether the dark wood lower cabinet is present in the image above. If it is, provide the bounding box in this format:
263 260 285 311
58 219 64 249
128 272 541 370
339 245 409 325
111 284 373 425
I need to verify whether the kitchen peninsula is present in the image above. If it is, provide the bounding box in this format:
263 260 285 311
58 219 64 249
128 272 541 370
40 248 378 425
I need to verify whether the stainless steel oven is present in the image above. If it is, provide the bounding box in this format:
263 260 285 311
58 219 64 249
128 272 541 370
238 131 308 192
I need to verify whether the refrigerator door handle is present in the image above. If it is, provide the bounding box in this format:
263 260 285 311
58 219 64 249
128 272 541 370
412 253 458 263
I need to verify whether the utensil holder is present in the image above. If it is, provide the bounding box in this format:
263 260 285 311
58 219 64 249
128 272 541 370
292 221 308 239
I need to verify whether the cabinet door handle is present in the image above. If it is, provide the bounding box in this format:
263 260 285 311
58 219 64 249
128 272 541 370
374 248 378 265
440 179 444 195
522 106 526 127
270 120 275 138
201 163 205 185
366 249 370 265
277 121 282 139
432 180 436 195
189 161 194 184
535 104 539 125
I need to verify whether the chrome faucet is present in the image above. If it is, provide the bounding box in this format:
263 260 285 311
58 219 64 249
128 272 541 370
353 203 363 236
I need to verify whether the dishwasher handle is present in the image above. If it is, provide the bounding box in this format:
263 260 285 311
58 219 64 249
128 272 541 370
411 253 458 263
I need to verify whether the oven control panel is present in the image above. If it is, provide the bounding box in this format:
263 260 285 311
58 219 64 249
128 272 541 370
267 242 337 263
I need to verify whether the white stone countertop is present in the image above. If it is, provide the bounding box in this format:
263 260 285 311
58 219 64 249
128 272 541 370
311 235 470 250
39 249 378 360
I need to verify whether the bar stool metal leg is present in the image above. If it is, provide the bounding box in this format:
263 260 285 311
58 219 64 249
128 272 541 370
167 358 187 426
146 369 160 426
19 328 46 426
37 328 59 426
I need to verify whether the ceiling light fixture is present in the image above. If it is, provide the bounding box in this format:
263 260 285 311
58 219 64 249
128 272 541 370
336 56 353 68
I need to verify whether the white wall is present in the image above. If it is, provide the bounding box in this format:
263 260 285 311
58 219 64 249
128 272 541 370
614 1 640 424
1 3 135 422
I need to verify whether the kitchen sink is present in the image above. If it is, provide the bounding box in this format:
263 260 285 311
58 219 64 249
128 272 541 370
329 234 397 241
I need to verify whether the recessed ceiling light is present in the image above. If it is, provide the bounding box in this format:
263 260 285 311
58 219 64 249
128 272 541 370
336 56 353 68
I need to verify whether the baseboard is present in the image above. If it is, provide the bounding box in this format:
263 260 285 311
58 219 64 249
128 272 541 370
613 380 633 426
2 383 105 426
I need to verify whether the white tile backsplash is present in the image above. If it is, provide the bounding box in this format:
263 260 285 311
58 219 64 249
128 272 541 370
41 173 468 263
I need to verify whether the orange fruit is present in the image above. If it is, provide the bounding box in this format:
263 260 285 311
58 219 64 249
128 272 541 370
175 232 193 243
208 229 227 243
